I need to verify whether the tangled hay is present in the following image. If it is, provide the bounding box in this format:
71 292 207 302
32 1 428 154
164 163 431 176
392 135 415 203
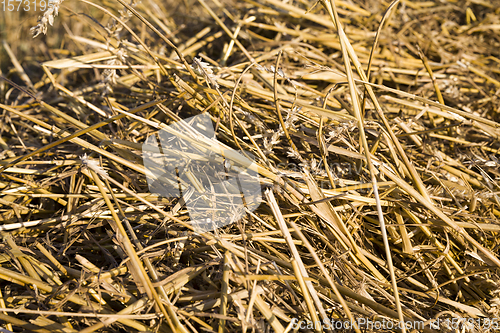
2 0 500 332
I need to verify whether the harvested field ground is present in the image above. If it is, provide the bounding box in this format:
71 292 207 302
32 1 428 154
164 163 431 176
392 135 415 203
2 0 500 332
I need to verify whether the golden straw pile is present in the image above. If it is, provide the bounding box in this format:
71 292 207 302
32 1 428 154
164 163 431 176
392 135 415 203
1 0 500 332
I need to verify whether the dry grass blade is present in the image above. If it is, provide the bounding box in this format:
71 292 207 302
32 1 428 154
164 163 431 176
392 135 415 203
322 0 406 330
